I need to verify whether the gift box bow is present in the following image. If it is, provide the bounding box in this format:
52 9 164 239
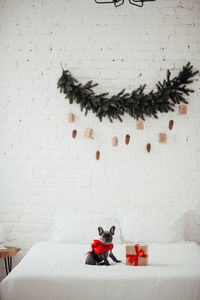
126 244 148 266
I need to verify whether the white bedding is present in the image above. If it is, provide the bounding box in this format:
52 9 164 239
0 242 200 300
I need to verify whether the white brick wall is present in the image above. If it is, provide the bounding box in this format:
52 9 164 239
0 0 200 279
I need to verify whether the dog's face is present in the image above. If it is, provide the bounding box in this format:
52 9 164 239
98 226 115 244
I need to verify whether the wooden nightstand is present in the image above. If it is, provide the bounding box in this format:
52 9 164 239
0 247 21 275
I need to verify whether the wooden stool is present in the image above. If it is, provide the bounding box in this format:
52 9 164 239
0 247 21 275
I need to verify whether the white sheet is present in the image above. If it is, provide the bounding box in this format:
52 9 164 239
0 242 200 300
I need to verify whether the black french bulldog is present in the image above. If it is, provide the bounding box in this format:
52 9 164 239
85 226 121 266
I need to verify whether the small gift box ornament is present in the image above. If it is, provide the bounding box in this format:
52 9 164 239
68 113 75 123
136 120 144 130
159 133 167 143
126 244 148 266
179 105 187 115
112 137 118 147
84 128 93 139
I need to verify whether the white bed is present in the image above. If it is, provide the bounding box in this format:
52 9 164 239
0 241 200 300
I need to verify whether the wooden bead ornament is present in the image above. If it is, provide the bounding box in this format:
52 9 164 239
169 120 174 130
84 128 93 139
125 134 130 145
72 129 77 139
146 143 151 153
112 137 118 147
159 133 167 143
96 151 100 160
68 113 75 123
179 105 187 115
136 120 144 130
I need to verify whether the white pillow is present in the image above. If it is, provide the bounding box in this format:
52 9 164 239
119 208 187 243
185 209 200 243
51 214 121 244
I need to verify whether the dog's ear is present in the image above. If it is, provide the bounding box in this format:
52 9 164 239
110 226 115 235
98 227 104 236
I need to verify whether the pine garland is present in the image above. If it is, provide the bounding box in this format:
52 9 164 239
57 62 198 123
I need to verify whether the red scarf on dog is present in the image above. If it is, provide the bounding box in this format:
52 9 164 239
90 239 113 255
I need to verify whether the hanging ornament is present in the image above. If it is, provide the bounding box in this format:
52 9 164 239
112 137 118 147
125 134 130 145
146 143 151 153
179 105 187 115
159 133 167 143
84 128 93 139
169 120 174 130
72 130 77 139
136 120 144 130
68 113 75 123
96 151 100 160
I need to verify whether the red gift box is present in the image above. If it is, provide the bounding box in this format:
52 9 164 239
126 244 148 266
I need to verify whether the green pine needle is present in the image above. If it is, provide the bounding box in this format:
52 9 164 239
57 62 198 122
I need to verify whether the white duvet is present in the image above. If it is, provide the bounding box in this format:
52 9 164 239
0 242 200 300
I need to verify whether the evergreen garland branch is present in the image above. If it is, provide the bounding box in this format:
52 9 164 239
57 62 198 122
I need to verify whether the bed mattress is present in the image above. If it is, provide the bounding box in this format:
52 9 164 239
0 242 200 300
